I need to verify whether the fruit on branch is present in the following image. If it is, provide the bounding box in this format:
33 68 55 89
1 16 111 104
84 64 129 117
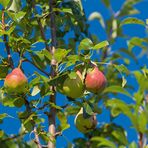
4 68 28 94
74 107 97 133
85 66 107 93
63 71 84 99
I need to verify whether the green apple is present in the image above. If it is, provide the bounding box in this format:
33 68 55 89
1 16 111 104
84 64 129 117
63 71 84 99
4 68 28 94
74 107 97 133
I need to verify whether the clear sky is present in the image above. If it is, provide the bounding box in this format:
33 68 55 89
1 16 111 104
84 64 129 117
0 0 148 148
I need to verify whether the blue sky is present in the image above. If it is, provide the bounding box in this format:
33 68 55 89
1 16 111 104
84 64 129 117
0 0 148 147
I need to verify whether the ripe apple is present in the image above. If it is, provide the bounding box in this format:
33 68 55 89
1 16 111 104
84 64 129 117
74 107 97 133
63 71 84 99
4 68 28 94
85 66 107 93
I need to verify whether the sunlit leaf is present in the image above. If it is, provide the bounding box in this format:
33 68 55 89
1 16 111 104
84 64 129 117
93 41 109 50
103 85 132 98
91 137 117 148
31 85 40 96
88 12 105 28
78 38 93 51
120 17 145 27
0 0 10 8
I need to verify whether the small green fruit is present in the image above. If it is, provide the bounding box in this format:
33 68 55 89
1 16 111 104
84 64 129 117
63 71 84 99
4 68 28 94
74 107 97 133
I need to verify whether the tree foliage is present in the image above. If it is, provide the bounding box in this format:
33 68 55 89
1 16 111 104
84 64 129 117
0 0 148 147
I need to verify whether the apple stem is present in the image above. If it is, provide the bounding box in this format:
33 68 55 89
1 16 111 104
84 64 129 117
2 9 14 69
48 0 57 148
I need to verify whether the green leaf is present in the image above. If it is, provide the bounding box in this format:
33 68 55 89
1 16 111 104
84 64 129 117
32 51 47 70
65 106 80 115
101 0 110 7
0 62 9 79
106 99 138 129
120 17 145 27
111 130 128 145
68 71 77 79
78 38 93 51
57 111 70 132
93 40 109 50
65 55 80 67
91 137 117 148
128 141 138 148
122 76 127 88
119 0 141 17
49 102 62 110
7 0 21 12
29 77 41 88
31 86 40 96
134 71 148 91
43 49 52 62
0 130 4 137
0 0 10 8
119 48 137 63
83 102 94 116
88 12 105 28
13 97 25 108
113 64 129 87
103 85 132 98
53 8 73 14
0 113 7 119
138 111 147 133
55 48 71 63
114 64 130 74
128 37 147 51
7 11 26 22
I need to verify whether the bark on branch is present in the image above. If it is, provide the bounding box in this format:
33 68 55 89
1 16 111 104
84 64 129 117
2 9 14 69
48 0 57 148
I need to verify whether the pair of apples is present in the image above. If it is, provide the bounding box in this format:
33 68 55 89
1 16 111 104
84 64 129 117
62 66 107 99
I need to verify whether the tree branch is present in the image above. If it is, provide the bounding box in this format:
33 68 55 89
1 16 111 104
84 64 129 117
2 132 25 142
31 0 50 51
138 132 143 148
2 9 14 69
48 0 57 148
34 127 42 148
22 56 49 76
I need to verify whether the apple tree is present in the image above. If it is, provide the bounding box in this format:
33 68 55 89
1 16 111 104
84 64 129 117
0 0 148 147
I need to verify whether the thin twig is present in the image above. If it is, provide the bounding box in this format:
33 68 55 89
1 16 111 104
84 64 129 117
138 132 143 148
2 132 25 142
32 0 50 51
22 56 49 76
34 127 42 148
2 9 14 69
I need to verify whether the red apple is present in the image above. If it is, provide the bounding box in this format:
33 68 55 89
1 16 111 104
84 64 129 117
85 66 107 93
4 68 28 94
63 71 84 99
